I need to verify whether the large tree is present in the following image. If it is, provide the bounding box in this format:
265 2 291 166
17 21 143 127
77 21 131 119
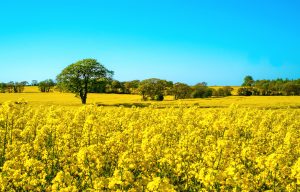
56 59 113 104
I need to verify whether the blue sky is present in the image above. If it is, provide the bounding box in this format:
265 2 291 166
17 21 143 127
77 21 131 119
0 0 300 85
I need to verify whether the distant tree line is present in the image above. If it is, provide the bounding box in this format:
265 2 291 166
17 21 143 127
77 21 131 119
3 75 299 101
0 77 233 101
3 63 300 104
135 79 233 101
0 81 28 93
238 75 300 96
67 78 232 101
0 79 56 93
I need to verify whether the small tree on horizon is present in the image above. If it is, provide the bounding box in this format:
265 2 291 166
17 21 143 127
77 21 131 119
242 75 254 87
56 59 113 104
191 82 213 98
172 82 192 99
138 78 169 101
38 79 55 92
31 80 39 86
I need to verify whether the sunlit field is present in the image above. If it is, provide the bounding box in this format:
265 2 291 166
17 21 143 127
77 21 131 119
1 87 300 191
0 101 299 191
1 86 300 109
2 0 300 190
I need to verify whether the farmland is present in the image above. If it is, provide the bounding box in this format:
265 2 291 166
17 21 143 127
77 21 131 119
2 0 300 190
1 87 300 191
1 86 300 109
0 98 300 191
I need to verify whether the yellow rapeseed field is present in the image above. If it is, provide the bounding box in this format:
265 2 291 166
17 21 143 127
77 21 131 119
0 101 299 191
0 87 300 191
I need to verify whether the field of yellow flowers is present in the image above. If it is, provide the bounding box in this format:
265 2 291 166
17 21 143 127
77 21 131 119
0 101 300 191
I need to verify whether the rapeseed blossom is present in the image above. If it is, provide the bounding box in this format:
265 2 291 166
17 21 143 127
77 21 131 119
0 102 299 191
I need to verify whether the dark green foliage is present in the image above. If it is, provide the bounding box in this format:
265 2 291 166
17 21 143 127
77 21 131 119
213 86 233 97
242 75 254 87
38 79 55 92
138 78 171 101
154 94 164 101
31 80 39 86
105 80 126 94
237 87 253 96
241 76 300 96
282 82 300 95
0 83 6 93
191 83 213 98
0 81 27 93
172 82 192 99
124 80 140 94
89 78 109 93
56 59 113 104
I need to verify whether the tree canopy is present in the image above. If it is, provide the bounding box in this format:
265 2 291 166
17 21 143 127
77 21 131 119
38 79 55 92
56 59 113 104
138 78 171 101
172 82 192 100
239 76 300 96
191 83 213 98
242 75 254 87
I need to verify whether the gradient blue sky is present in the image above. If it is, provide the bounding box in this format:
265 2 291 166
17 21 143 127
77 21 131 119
1 0 300 85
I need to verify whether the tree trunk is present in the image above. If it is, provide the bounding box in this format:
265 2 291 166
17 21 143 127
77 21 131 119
81 95 87 104
79 90 87 104
82 80 88 104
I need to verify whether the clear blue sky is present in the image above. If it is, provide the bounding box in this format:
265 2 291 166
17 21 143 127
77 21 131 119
1 0 300 85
